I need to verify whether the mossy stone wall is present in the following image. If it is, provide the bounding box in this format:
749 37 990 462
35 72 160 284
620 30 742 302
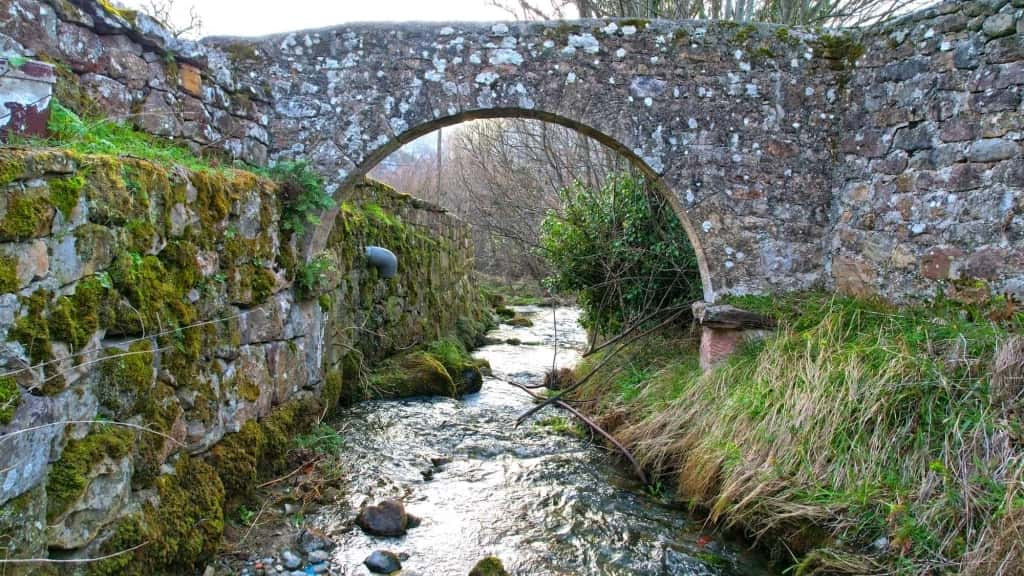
0 148 489 572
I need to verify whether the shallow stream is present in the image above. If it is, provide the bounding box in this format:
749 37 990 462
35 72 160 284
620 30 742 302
315 305 777 575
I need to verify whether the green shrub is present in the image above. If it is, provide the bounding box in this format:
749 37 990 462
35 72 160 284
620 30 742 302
539 172 701 337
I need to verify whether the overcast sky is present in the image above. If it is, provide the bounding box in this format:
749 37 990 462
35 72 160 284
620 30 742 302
118 1 565 38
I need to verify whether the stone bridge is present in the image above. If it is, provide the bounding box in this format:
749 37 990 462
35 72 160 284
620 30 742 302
4 0 1024 302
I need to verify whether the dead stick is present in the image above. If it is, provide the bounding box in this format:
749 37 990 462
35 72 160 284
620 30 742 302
503 378 648 485
515 308 685 427
254 455 319 485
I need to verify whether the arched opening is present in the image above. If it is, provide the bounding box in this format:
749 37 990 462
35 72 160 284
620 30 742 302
307 108 715 303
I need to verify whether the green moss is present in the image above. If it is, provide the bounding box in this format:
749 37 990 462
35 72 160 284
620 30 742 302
0 376 19 425
0 254 18 293
619 18 649 30
89 455 224 574
259 398 320 475
813 33 865 69
191 169 235 230
774 26 799 46
123 218 158 253
222 42 261 63
10 290 52 366
96 340 155 416
49 174 85 219
146 455 225 570
87 515 145 576
107 252 196 336
209 420 264 504
469 556 510 576
370 351 457 398
46 426 133 522
0 150 27 187
322 368 343 414
506 316 534 327
81 157 146 226
734 24 758 43
251 267 277 303
237 374 261 402
0 189 54 242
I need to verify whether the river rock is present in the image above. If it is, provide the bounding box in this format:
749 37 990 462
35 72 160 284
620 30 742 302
364 550 402 573
469 556 510 576
280 549 302 570
356 499 413 536
297 527 335 553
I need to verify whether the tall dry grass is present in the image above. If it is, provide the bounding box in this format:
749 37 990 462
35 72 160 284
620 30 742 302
572 294 1024 574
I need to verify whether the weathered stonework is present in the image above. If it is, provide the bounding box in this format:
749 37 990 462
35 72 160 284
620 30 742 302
835 0 1024 300
4 0 1021 304
0 149 488 569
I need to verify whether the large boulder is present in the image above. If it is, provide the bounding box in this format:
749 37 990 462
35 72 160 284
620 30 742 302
369 352 457 398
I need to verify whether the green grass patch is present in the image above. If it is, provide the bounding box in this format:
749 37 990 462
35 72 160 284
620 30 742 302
30 101 228 172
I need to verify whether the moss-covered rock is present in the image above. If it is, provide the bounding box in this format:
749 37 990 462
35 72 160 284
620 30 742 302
469 556 510 576
45 426 133 522
370 351 457 398
49 174 85 219
0 186 55 241
103 455 225 574
208 419 264 504
0 484 47 575
506 315 534 327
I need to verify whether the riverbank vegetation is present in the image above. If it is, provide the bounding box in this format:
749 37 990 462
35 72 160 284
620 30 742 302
569 292 1024 575
539 172 701 339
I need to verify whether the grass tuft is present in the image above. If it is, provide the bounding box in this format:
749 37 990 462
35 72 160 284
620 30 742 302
572 292 1024 574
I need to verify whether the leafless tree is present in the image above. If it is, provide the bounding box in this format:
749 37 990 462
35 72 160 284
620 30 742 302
370 119 630 283
493 0 921 26
137 0 203 38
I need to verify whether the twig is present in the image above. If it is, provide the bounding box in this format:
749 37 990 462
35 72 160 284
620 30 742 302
0 420 186 446
503 377 647 484
0 541 150 564
237 499 271 548
257 455 324 489
515 307 686 426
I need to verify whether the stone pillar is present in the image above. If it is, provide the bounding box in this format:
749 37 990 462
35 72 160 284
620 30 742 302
0 58 55 142
692 302 775 371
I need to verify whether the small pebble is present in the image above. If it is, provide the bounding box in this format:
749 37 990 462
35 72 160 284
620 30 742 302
281 550 302 570
308 550 329 563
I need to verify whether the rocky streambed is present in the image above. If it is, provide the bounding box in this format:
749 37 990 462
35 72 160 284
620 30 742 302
224 306 777 575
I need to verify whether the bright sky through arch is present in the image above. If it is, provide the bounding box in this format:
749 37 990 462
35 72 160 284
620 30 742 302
117 0 574 37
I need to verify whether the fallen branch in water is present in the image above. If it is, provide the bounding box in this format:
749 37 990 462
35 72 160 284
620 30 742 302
499 376 648 485
514 307 686 426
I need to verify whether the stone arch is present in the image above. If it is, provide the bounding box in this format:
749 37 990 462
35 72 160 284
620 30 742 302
215 18 845 301
305 107 717 301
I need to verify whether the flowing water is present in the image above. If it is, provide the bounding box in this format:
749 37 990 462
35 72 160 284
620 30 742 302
316 306 777 576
